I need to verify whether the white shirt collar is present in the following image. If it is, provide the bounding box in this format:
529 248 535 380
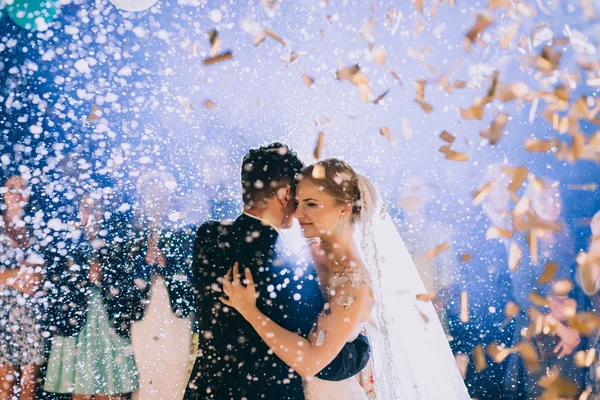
242 212 280 233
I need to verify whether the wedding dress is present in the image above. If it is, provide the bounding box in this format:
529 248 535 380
304 174 470 400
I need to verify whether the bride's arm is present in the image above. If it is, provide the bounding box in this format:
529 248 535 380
221 264 371 378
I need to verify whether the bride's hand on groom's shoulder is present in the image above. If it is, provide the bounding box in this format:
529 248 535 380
219 262 259 317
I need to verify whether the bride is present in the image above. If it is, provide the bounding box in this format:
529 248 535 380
220 159 470 400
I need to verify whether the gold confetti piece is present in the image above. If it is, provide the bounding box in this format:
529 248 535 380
379 126 396 144
460 253 472 262
387 63 403 86
501 22 520 50
417 306 430 323
302 73 315 87
460 97 486 120
524 138 554 153
372 89 390 104
480 113 508 145
444 149 470 162
538 369 578 398
439 130 455 144
582 0 596 19
416 100 433 113
473 181 495 206
412 0 423 13
359 17 377 40
488 0 509 8
401 118 412 140
464 13 494 53
569 312 600 336
87 105 100 122
416 293 436 302
314 116 331 126
313 132 325 160
528 289 548 307
505 301 521 318
509 241 522 271
312 163 326 179
460 290 469 323
551 280 573 295
265 28 288 46
208 29 221 58
527 231 539 265
203 51 233 65
414 79 433 112
535 46 562 75
371 48 387 65
507 166 528 192
336 64 373 102
536 261 558 285
203 100 216 109
515 341 541 372
574 349 597 368
424 242 450 260
473 345 488 373
486 342 511 363
486 226 514 239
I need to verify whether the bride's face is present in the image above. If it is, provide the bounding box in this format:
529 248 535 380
294 180 345 239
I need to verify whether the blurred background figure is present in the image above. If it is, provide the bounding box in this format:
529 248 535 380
491 172 586 399
576 210 600 399
128 170 195 400
0 174 46 400
44 192 139 400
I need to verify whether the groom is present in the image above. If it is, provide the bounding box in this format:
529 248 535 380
184 143 371 399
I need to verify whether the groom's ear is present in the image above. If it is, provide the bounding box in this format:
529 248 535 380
276 186 291 207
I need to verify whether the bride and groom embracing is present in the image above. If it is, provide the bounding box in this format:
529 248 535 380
184 143 470 400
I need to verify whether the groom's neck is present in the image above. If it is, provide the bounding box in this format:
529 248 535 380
244 205 282 230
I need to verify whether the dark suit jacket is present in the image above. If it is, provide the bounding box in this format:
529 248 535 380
184 214 370 400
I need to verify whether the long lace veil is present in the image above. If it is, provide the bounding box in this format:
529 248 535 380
354 174 470 400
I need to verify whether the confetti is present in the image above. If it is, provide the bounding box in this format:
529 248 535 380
460 253 472 262
314 116 331 126
302 73 315 87
480 113 508 145
487 342 511 363
336 64 373 102
87 105 101 122
359 17 377 41
203 100 216 109
515 341 541 372
208 29 221 58
265 28 288 46
415 79 433 113
473 345 488 372
424 242 450 260
371 47 386 65
313 132 325 160
486 226 513 239
464 13 494 52
460 290 469 323
312 163 326 179
372 90 390 104
379 127 396 144
535 261 558 285
180 37 199 56
528 289 548 307
416 293 436 302
574 349 597 368
203 51 233 65
551 280 573 295
508 241 522 271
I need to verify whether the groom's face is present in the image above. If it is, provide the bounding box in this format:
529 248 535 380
279 185 296 230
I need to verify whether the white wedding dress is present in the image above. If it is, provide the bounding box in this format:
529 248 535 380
303 269 370 400
302 174 470 400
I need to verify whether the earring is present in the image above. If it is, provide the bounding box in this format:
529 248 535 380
336 218 344 235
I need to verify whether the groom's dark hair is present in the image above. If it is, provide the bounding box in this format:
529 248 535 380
241 143 304 209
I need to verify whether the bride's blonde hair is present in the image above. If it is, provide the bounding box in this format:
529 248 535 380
300 158 362 218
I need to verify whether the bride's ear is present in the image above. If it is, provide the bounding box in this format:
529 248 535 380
276 187 291 207
341 202 352 217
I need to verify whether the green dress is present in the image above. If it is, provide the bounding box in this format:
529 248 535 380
44 288 139 395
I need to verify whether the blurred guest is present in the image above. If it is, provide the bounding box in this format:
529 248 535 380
496 176 585 399
128 171 195 400
576 210 600 399
0 175 46 399
44 193 138 399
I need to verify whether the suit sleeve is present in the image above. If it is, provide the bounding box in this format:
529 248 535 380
316 333 371 381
